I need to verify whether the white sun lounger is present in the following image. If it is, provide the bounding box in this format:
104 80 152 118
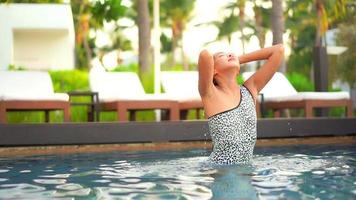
242 72 352 118
0 70 70 123
160 71 203 119
89 70 179 121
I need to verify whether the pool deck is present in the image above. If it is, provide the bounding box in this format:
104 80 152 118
0 118 355 156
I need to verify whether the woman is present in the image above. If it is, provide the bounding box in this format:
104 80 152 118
198 44 284 165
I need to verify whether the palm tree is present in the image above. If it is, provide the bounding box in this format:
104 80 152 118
219 0 248 53
72 0 92 69
271 0 286 73
98 28 132 70
209 13 239 44
285 0 347 76
137 0 151 74
160 0 195 69
71 0 127 69
313 0 347 92
251 2 270 49
237 0 246 54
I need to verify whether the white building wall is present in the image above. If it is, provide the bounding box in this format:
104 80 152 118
0 3 75 70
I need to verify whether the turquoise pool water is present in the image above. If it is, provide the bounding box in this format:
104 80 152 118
0 144 355 199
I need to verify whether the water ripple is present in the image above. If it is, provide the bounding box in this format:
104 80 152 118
33 179 67 185
0 144 354 200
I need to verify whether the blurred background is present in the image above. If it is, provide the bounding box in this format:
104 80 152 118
0 0 355 122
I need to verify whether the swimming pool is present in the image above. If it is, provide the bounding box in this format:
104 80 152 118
0 144 355 199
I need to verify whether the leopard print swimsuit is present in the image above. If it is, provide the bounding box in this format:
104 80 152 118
208 85 257 165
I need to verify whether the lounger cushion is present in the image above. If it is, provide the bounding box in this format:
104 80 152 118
262 94 303 102
242 72 350 102
101 93 179 102
161 71 201 101
0 93 69 101
90 71 146 101
0 70 69 101
242 72 298 98
90 70 169 102
298 91 350 100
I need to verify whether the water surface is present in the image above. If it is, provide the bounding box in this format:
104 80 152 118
0 144 355 199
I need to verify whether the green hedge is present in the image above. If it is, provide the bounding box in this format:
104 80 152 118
286 72 314 92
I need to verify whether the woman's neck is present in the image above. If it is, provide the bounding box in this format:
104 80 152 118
214 69 238 89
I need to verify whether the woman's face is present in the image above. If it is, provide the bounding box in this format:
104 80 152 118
213 52 240 74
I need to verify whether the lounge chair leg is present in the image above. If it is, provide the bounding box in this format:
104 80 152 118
160 110 169 120
0 103 6 123
170 106 179 121
45 110 50 123
273 109 281 118
256 102 261 118
346 100 353 117
63 105 71 122
117 105 128 122
305 103 313 118
129 110 136 121
180 110 188 120
87 109 94 122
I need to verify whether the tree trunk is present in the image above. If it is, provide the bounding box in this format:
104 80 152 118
171 22 179 68
254 4 265 49
271 0 286 73
181 34 189 70
238 0 246 54
137 0 151 74
271 0 289 117
83 37 92 69
253 2 266 69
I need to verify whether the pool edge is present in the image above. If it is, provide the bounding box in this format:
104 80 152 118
0 135 355 157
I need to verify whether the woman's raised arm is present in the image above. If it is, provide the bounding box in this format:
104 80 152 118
239 44 284 100
198 49 215 97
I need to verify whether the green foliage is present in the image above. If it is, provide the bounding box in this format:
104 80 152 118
335 6 356 88
8 64 26 71
71 0 128 69
111 63 139 73
159 0 195 24
286 72 314 91
160 33 172 53
49 70 89 92
91 0 126 28
78 37 97 70
161 64 197 71
50 70 90 122
0 0 62 3
217 14 239 43
285 0 316 78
